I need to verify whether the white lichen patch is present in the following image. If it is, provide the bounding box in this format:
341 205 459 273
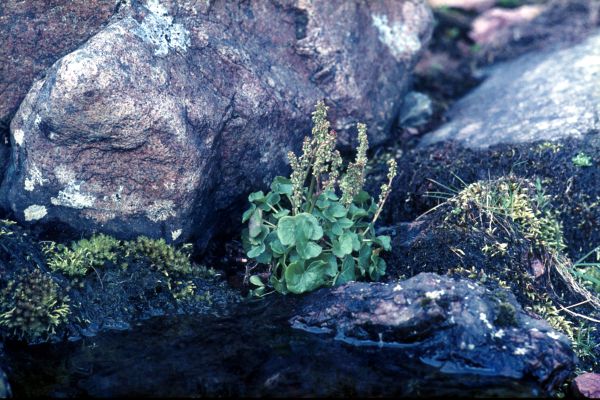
371 14 421 62
425 290 444 300
24 163 47 192
134 0 191 57
13 129 24 146
479 312 493 330
393 284 402 292
146 200 176 222
53 165 77 186
51 182 96 209
547 331 561 340
494 329 505 339
60 54 99 91
513 347 528 356
24 205 47 221
171 229 182 241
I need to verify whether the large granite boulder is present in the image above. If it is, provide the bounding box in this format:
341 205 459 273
0 0 120 127
292 273 576 394
2 0 433 248
421 30 600 148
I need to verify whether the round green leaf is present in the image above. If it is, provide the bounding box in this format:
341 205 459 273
297 240 322 260
328 203 347 218
249 275 265 287
277 216 296 246
357 245 372 273
270 238 286 255
335 256 355 285
285 260 326 294
248 209 263 238
369 256 386 281
270 176 293 195
247 243 265 258
266 192 281 207
353 190 371 204
375 235 392 251
248 191 265 203
295 214 315 241
274 209 290 219
333 232 354 258
242 204 257 223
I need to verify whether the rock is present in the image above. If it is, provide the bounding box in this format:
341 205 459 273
474 0 600 64
469 5 545 46
292 273 576 394
572 373 600 399
428 0 495 12
0 0 120 127
0 367 10 399
398 91 433 128
2 0 433 248
421 30 600 149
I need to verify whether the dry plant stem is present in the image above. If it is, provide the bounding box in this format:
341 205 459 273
557 304 600 324
551 253 600 311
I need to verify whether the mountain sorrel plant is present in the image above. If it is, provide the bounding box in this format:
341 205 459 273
242 101 397 295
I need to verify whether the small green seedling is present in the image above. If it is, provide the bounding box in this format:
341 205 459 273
572 153 593 167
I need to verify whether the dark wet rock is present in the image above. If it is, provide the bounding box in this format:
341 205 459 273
0 367 10 399
2 0 433 249
292 273 576 394
572 373 600 399
421 30 600 148
0 0 120 127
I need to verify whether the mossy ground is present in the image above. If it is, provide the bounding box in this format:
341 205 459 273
373 133 600 373
0 225 239 344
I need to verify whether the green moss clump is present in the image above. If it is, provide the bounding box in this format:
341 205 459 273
446 176 566 254
44 234 120 277
42 233 219 307
494 302 518 328
125 236 193 275
0 269 70 342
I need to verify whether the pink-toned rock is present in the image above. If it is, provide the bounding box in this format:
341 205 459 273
0 0 120 126
572 373 600 399
2 0 433 248
470 5 545 45
428 0 495 12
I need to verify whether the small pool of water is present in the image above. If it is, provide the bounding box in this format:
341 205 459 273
3 298 543 397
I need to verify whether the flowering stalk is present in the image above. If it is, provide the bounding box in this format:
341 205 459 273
340 123 368 206
372 158 397 225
